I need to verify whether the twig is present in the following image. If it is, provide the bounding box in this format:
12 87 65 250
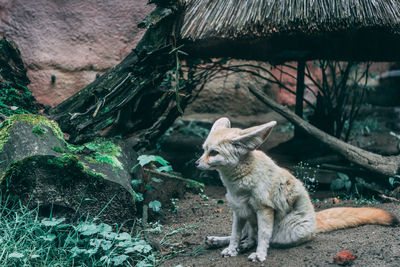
379 194 400 202
143 168 204 189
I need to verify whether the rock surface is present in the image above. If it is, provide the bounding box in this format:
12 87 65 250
0 0 151 106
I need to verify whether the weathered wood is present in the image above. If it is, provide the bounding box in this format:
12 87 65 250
49 1 192 148
248 84 400 177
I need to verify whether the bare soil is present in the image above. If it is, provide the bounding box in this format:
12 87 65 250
155 186 400 267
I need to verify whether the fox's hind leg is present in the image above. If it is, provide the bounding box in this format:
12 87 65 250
206 221 255 249
205 236 230 247
270 212 315 247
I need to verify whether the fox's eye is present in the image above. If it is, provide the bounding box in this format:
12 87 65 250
209 150 219 157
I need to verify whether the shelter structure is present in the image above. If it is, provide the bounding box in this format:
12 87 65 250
180 0 400 62
177 0 400 177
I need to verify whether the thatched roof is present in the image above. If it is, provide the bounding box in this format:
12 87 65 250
179 0 400 61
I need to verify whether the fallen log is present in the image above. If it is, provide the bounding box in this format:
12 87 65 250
49 0 194 149
248 84 400 177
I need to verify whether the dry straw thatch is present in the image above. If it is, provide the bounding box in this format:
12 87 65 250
181 0 400 40
179 0 400 61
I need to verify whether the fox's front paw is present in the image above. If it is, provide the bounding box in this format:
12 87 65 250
221 246 239 257
248 252 266 262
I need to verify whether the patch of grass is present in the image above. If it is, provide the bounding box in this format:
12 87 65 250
0 195 157 266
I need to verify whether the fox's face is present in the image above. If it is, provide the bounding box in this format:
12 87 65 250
196 117 276 170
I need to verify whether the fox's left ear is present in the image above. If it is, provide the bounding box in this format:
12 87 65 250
210 117 231 133
232 121 276 151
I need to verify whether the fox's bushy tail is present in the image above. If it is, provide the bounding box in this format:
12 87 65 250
316 207 399 233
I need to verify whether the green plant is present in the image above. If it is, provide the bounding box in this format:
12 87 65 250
330 172 352 193
148 200 162 213
293 162 319 195
134 155 172 173
169 198 179 213
389 174 400 188
0 195 157 266
131 155 172 203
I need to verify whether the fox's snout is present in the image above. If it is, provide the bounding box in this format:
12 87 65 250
195 156 210 170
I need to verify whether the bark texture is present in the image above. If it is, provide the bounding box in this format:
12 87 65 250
50 1 192 148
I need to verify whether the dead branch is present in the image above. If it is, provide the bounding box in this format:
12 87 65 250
248 84 400 177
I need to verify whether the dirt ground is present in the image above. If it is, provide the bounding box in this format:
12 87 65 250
154 186 400 267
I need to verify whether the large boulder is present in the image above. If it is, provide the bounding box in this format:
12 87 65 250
0 114 137 223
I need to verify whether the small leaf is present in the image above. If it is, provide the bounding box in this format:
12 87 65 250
116 240 135 248
149 200 162 212
151 177 163 183
40 234 56 242
8 252 24 259
41 217 66 227
115 232 131 241
77 222 100 236
330 179 345 191
131 179 143 187
100 240 113 251
337 172 349 181
134 192 144 202
136 260 153 267
111 255 129 266
156 165 172 173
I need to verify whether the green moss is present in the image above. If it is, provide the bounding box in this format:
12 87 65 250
51 146 66 154
0 114 122 180
45 154 104 179
32 125 47 136
1 160 23 185
2 154 105 185
83 140 123 169
0 114 65 151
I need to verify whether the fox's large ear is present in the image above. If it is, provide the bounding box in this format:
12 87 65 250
232 121 276 150
210 117 231 132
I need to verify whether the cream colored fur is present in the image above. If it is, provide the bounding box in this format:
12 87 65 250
196 117 397 262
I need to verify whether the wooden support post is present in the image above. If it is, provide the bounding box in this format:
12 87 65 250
295 60 306 137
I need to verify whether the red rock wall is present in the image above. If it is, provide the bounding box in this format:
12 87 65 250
0 0 151 106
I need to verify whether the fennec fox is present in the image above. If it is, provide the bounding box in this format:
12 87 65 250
196 117 398 262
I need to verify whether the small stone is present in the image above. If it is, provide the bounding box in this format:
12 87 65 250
333 197 340 204
334 250 356 265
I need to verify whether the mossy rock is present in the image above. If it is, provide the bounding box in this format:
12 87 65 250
3 155 135 223
0 114 137 223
